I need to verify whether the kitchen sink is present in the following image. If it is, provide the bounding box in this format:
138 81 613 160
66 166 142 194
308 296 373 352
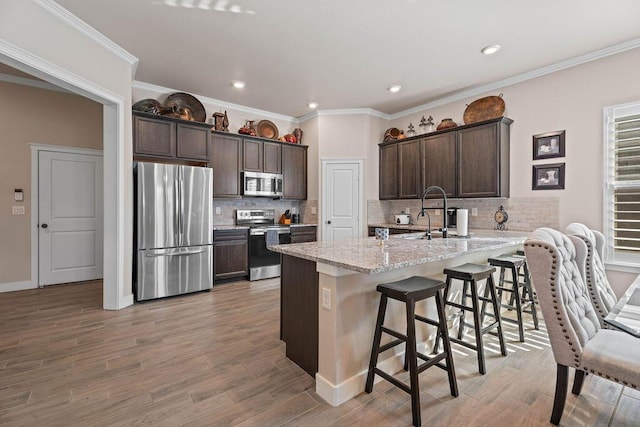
400 231 459 240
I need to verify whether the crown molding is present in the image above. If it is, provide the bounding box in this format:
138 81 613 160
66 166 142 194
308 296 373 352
34 0 139 78
391 37 640 120
132 80 299 124
0 72 70 93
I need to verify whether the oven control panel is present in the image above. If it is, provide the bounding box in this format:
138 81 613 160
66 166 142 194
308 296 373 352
236 209 276 225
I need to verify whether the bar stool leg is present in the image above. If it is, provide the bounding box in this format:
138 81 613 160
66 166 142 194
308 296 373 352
468 279 486 375
457 280 469 340
435 290 459 397
365 294 388 393
432 276 453 353
522 263 540 330
405 299 421 427
487 275 507 356
510 266 525 342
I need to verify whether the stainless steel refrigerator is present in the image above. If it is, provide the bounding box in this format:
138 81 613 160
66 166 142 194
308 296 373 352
134 162 213 301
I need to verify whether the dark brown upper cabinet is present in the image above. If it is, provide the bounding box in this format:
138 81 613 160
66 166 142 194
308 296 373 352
133 111 210 162
422 132 456 198
379 117 512 200
379 143 398 200
243 139 282 174
210 133 243 198
457 118 511 198
282 144 307 200
397 140 422 199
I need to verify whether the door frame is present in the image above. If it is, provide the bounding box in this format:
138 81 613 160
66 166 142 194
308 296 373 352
320 159 364 241
31 144 104 288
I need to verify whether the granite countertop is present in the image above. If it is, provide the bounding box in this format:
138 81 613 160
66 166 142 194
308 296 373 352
269 229 530 275
368 223 428 231
290 223 317 228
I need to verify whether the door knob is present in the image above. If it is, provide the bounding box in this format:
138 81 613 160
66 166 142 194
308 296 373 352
41 223 48 229
327 220 332 224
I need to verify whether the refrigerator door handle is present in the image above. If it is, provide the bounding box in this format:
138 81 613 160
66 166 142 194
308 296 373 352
146 247 209 257
174 169 181 246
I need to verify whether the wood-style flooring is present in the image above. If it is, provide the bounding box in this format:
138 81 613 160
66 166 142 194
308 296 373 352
0 279 638 426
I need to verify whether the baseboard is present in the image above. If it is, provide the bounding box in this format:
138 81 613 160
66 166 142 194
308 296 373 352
118 293 134 310
315 352 405 407
0 280 37 293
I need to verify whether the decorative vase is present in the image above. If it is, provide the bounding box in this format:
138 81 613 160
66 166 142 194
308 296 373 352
436 118 457 131
293 128 303 144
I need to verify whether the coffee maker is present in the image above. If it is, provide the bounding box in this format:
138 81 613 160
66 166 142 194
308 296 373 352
446 208 458 229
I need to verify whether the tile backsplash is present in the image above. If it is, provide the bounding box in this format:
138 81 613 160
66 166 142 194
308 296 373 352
213 198 318 225
368 197 559 232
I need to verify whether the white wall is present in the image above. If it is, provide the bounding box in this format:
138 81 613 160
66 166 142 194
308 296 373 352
390 47 640 294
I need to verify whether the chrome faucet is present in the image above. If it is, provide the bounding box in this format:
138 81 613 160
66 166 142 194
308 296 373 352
416 210 432 240
417 185 448 238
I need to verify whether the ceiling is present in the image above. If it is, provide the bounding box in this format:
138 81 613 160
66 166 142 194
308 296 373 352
50 0 640 118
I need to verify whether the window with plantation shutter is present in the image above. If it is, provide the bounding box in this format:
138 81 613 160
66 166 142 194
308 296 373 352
604 102 640 269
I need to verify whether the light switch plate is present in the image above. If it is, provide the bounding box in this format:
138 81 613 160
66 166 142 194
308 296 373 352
322 287 331 309
12 206 25 215
471 208 478 217
311 207 317 215
215 206 221 215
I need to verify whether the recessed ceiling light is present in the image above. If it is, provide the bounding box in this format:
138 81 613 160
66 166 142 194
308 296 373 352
232 81 245 89
481 44 501 55
388 85 402 93
308 102 318 109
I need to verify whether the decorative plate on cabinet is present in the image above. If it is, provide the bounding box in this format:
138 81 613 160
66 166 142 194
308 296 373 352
257 120 279 139
163 92 207 122
463 95 505 124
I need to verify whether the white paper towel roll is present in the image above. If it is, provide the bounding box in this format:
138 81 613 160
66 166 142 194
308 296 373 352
457 209 469 236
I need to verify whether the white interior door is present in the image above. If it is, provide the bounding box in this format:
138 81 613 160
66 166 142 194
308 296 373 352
322 161 362 241
38 151 103 286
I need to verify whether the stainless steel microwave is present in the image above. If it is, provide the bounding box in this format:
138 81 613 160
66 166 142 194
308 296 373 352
242 171 283 197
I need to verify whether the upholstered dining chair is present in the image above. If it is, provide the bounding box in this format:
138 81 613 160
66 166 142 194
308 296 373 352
524 227 640 425
565 223 618 327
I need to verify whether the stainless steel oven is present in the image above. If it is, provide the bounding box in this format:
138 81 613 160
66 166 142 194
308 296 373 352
236 209 290 281
242 171 283 197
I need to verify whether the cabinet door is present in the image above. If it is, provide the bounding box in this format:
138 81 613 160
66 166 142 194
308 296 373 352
379 143 398 200
176 123 210 160
133 115 176 158
282 144 307 200
263 141 282 174
213 240 248 281
422 133 456 198
243 139 263 172
398 140 421 199
210 134 242 198
457 122 503 198
290 226 317 243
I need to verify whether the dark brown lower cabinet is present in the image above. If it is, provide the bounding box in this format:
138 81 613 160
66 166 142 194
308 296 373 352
213 229 248 282
280 254 319 376
290 226 317 243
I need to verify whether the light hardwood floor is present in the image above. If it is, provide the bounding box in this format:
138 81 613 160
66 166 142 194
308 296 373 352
0 279 638 426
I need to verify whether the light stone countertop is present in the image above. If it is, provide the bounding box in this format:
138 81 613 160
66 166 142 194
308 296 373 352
269 229 530 275
213 225 250 231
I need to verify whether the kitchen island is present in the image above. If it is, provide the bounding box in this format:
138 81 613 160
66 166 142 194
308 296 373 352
269 229 530 406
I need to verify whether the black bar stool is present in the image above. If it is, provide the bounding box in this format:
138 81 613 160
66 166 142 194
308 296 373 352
487 255 539 342
365 276 458 427
434 263 507 375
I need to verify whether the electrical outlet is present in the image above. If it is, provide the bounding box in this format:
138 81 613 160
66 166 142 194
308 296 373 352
322 287 331 309
311 207 317 215
12 206 25 215
405 207 411 214
434 209 440 216
471 208 478 217
215 206 221 215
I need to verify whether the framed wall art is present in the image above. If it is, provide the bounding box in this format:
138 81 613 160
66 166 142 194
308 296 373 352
532 163 565 190
533 130 565 160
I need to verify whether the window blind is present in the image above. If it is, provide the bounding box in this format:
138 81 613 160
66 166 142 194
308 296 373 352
613 113 640 252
